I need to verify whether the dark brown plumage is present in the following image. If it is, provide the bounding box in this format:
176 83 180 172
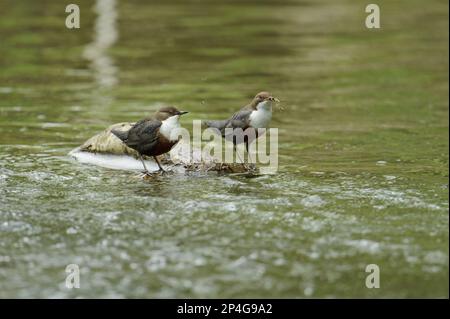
112 106 188 173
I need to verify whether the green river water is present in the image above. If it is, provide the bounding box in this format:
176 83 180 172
0 0 448 298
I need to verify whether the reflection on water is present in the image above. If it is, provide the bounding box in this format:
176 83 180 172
83 0 118 88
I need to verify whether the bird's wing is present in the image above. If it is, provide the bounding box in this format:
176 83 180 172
228 110 252 129
111 128 129 142
125 119 162 153
204 109 253 137
222 110 253 142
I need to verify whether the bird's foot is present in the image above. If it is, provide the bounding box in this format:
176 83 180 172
140 171 153 177
139 171 152 179
139 168 172 177
240 163 257 173
157 168 174 175
140 171 170 180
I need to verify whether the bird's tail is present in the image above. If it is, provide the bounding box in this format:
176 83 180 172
203 120 228 131
111 128 129 142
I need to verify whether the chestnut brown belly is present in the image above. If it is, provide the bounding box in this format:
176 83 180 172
144 135 178 157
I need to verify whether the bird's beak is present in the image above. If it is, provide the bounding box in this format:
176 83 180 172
178 111 189 115
268 96 280 102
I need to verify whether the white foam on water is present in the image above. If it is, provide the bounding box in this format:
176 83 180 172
344 239 381 254
301 195 326 208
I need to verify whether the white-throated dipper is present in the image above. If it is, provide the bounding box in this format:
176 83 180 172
111 106 188 174
204 91 279 163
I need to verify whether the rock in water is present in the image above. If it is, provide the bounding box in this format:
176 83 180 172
69 122 251 174
78 122 139 157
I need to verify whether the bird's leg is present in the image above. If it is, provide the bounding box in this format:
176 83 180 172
153 156 166 173
245 141 252 162
245 141 256 171
233 145 242 163
139 155 151 175
234 144 249 171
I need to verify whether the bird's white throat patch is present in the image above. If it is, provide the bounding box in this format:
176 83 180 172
160 115 181 141
249 101 272 128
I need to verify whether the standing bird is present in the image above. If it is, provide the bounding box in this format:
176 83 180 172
111 106 188 174
204 91 279 163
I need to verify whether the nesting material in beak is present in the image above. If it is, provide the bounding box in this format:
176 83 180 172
268 96 283 110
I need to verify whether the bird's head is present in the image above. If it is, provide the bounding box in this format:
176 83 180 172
251 92 280 110
154 106 189 121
